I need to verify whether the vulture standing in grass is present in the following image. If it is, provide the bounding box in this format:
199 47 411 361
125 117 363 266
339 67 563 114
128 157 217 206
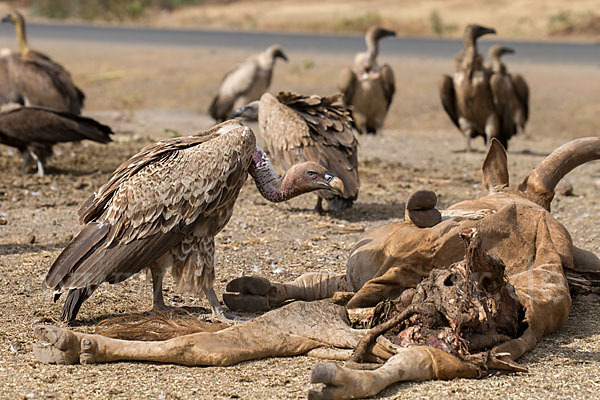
233 92 359 213
1 10 85 114
488 45 530 138
0 106 112 176
209 45 288 122
338 26 396 134
439 24 501 150
44 120 344 323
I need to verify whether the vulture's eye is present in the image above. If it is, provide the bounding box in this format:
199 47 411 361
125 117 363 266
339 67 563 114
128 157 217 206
307 171 317 179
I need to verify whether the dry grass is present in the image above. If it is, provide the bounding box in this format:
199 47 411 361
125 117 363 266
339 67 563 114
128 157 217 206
3 0 599 40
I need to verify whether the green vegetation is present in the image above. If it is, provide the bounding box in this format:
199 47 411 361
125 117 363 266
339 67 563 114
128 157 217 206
30 0 206 21
428 10 458 37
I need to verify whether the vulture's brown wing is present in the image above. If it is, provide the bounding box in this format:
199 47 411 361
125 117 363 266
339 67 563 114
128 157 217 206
489 73 516 144
337 66 357 106
380 63 395 111
438 74 459 129
46 121 255 291
209 58 260 120
6 54 84 114
269 92 360 201
0 55 23 104
0 106 112 144
511 73 529 122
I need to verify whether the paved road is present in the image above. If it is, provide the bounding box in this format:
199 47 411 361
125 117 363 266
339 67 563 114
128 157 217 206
2 22 599 65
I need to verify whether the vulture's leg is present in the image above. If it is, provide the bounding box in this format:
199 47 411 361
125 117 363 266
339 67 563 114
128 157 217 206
150 267 167 312
307 346 482 400
20 151 32 173
205 286 230 321
30 151 45 177
224 273 351 312
315 197 325 214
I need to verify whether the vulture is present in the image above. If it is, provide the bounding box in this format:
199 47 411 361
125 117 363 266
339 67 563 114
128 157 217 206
338 26 396 134
488 45 530 137
44 120 344 323
1 10 85 114
0 105 112 176
208 45 288 122
233 92 360 212
439 24 504 150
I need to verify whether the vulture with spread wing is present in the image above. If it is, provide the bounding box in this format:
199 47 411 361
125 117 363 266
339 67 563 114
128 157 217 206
44 120 343 323
209 45 288 122
1 10 85 114
438 24 501 150
488 45 529 138
338 26 396 134
0 106 112 176
233 92 359 212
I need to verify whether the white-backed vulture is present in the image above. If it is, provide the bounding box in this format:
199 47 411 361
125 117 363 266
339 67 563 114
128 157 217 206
439 24 503 150
233 92 359 212
338 26 396 135
0 105 112 176
488 45 530 137
44 120 344 323
208 45 288 122
1 10 85 114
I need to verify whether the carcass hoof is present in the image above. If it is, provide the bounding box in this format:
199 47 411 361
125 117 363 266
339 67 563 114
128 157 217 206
33 325 83 365
225 276 272 295
405 190 442 228
308 363 347 400
224 276 275 312
223 293 271 312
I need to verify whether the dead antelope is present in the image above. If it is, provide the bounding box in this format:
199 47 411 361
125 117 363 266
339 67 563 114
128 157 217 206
34 138 600 400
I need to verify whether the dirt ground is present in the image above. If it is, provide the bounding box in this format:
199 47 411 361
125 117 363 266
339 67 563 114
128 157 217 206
0 40 600 399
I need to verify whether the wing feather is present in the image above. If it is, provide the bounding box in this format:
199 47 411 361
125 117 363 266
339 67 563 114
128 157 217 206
337 66 357 105
209 58 259 120
0 106 112 144
47 121 255 292
380 64 395 110
438 74 459 129
511 73 529 122
261 92 360 201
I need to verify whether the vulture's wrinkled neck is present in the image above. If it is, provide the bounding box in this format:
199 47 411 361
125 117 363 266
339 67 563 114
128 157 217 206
248 147 298 202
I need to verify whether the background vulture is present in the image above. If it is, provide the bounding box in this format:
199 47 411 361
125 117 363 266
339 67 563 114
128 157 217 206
44 120 343 323
488 45 530 138
0 105 113 176
338 26 396 134
233 91 360 212
438 24 501 150
209 44 288 122
1 10 85 114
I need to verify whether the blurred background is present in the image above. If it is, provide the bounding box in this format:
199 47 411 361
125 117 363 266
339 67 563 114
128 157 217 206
1 0 599 39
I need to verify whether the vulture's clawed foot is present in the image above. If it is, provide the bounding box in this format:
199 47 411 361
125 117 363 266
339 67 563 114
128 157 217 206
223 276 281 313
33 325 94 365
308 363 364 400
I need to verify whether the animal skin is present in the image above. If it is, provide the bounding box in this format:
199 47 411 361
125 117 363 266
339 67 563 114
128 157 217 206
33 138 600 400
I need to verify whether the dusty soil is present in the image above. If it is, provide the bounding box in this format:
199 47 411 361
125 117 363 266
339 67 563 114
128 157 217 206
0 40 599 399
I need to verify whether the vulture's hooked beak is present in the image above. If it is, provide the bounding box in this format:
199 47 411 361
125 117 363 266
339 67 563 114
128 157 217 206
231 101 259 121
275 49 288 62
324 173 344 195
